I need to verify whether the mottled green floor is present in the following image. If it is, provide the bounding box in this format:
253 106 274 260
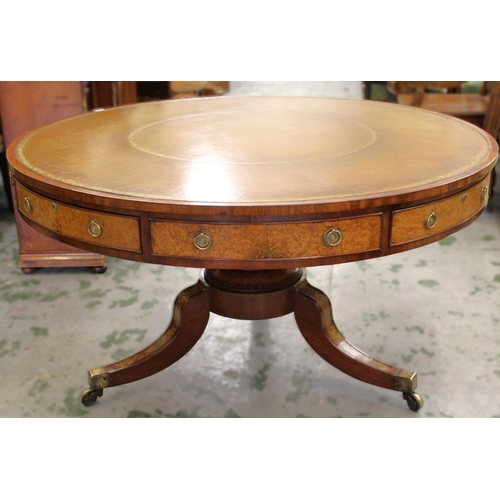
1 82 499 418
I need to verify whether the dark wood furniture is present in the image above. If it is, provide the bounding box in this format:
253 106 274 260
483 81 500 142
389 81 500 195
388 81 489 127
7 97 498 412
83 81 139 109
169 81 229 99
0 81 106 273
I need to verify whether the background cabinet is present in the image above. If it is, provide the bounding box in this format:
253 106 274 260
0 81 107 273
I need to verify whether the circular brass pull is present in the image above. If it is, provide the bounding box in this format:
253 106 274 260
23 197 33 213
194 231 213 250
425 212 438 229
323 228 342 247
480 186 488 203
88 220 102 238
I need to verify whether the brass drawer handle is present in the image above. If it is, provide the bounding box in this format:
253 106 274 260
23 197 33 213
480 186 488 203
323 228 342 247
425 212 438 229
88 220 102 238
194 231 213 250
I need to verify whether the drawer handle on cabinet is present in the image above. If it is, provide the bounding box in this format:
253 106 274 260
88 220 102 238
194 231 213 250
323 228 342 247
23 197 33 213
425 212 438 229
480 186 488 203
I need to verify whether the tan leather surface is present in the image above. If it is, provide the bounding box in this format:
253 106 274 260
14 96 498 205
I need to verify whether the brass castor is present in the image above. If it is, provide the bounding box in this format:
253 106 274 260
403 392 424 412
80 388 104 407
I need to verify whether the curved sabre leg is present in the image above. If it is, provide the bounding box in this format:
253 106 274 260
81 281 210 406
293 279 423 411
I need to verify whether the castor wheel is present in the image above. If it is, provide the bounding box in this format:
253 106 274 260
80 388 104 407
403 392 424 412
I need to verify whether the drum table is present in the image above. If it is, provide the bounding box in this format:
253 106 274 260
7 97 498 412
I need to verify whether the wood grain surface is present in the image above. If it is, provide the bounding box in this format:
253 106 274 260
391 175 491 246
15 182 141 252
150 214 381 260
0 81 106 272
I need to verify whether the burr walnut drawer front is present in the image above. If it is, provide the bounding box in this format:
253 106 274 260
15 182 141 252
150 214 382 260
391 176 490 246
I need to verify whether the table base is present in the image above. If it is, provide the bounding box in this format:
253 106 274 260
80 268 424 412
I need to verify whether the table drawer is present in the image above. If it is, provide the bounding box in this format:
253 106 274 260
151 214 382 260
391 176 490 246
15 182 141 252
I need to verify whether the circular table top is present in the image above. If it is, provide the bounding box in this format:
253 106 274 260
11 96 498 213
7 96 498 270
